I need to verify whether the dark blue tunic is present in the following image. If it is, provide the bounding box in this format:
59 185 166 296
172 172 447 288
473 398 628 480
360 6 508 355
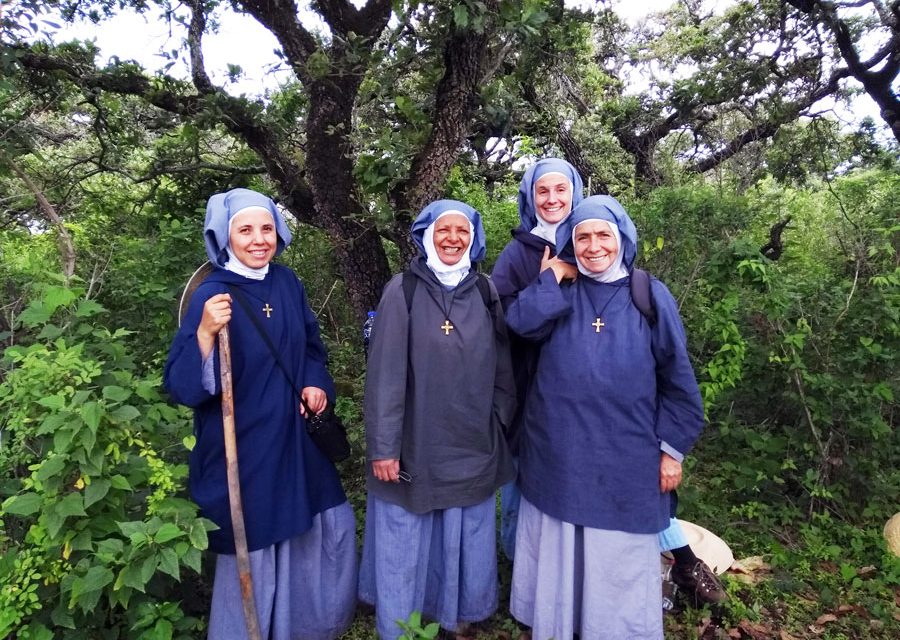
164 264 346 554
506 269 704 534
490 229 553 453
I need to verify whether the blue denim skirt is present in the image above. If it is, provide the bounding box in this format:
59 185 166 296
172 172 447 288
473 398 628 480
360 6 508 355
358 494 498 639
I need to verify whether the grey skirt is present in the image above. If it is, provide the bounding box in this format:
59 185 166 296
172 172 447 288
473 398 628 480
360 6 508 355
510 496 663 640
207 501 358 640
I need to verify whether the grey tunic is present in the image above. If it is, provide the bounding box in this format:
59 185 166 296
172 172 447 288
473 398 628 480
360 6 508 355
364 258 516 513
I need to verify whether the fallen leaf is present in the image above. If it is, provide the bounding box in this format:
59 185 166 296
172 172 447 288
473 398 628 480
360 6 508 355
779 631 799 640
808 624 824 634
835 604 854 614
835 603 869 618
730 556 771 574
730 573 757 585
819 561 838 573
697 616 712 636
857 565 876 577
739 619 775 640
727 628 741 639
814 613 838 625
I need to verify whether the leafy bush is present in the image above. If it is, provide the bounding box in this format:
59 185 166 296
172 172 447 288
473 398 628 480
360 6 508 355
0 284 213 638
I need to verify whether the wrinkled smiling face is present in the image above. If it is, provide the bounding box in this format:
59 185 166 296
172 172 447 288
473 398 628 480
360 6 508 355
229 209 277 268
534 173 572 224
432 213 471 266
574 220 618 273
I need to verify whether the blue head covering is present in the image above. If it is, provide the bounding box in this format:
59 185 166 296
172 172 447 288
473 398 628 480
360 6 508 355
555 195 638 273
517 158 584 234
204 188 292 268
411 199 487 263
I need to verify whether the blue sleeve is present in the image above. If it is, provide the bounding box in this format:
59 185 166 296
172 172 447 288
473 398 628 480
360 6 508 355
201 354 216 395
487 280 518 434
650 280 705 457
491 243 528 311
164 284 222 408
504 269 573 341
296 278 335 400
660 441 684 463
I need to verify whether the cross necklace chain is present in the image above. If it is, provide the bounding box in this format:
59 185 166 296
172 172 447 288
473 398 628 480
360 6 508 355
437 289 457 336
586 286 622 334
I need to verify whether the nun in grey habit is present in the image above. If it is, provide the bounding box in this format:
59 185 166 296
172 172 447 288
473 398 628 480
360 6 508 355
358 199 516 639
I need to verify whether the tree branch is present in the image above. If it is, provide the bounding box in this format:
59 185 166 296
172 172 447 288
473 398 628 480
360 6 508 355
188 0 215 94
785 0 900 141
238 0 326 84
136 162 267 183
390 7 498 257
6 157 75 280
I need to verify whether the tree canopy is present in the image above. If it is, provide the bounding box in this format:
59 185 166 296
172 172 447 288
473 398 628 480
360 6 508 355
3 1 897 316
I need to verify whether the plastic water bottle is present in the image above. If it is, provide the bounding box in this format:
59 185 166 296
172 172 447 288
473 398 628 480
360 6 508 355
362 311 376 358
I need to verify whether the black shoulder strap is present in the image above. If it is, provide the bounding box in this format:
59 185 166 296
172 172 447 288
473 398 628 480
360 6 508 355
227 285 314 414
401 270 417 312
630 268 657 327
475 273 495 322
402 269 494 320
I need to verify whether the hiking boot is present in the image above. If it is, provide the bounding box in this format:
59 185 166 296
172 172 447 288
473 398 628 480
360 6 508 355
672 559 727 605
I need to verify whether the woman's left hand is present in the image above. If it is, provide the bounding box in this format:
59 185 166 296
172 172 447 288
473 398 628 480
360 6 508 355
300 386 327 417
659 452 682 492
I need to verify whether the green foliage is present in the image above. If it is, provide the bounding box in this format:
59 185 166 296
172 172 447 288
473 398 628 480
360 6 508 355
396 610 440 640
0 282 211 638
444 165 518 269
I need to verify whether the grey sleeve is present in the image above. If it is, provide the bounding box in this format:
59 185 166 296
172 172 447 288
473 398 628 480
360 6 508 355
363 276 409 461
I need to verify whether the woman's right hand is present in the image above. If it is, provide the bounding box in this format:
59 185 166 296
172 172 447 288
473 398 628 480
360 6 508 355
372 458 401 483
540 246 577 284
197 293 232 358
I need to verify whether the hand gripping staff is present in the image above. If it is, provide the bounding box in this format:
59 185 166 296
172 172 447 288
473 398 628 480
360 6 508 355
179 263 262 640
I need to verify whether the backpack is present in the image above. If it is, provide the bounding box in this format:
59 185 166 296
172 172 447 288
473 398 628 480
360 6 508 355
630 268 657 327
401 270 496 325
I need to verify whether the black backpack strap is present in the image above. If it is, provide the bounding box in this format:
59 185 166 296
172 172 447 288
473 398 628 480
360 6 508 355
630 268 657 327
402 270 417 312
475 273 496 323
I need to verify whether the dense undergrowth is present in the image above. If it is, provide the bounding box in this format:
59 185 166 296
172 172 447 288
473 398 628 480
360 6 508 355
1 171 898 638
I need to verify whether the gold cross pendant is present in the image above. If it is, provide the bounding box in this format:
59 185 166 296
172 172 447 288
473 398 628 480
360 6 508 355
263 303 273 318
592 318 605 333
440 319 454 335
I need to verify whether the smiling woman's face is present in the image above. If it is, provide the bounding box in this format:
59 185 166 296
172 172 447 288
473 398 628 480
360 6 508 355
574 220 618 274
229 209 277 268
534 173 572 224
431 213 471 266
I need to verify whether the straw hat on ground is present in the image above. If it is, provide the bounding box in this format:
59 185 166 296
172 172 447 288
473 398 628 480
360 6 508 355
677 520 734 574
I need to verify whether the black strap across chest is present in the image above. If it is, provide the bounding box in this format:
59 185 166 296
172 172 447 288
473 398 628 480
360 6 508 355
227 285 315 415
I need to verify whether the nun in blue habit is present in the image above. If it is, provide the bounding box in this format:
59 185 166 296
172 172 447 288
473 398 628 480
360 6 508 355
359 200 516 639
164 188 357 640
490 157 584 560
505 196 705 639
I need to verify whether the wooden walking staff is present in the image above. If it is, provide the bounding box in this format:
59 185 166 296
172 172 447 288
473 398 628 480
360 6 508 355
218 324 263 640
178 263 261 640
